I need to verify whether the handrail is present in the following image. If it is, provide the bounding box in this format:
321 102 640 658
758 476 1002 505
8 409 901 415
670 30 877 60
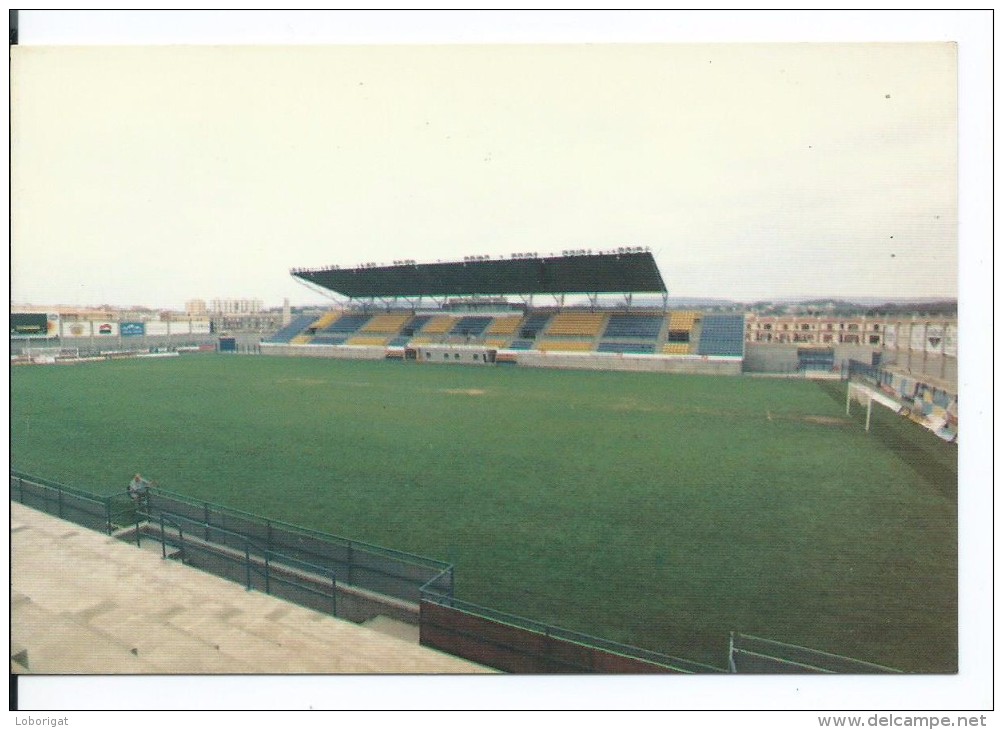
145 508 339 585
10 469 109 501
146 485 451 571
731 632 902 673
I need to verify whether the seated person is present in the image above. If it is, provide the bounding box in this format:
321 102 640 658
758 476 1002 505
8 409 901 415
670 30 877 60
128 473 152 505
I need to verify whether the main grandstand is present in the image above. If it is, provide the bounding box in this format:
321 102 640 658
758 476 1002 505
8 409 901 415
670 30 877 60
10 249 957 676
267 250 745 375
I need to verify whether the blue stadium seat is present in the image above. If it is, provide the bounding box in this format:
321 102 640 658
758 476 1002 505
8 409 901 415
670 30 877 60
404 315 432 336
602 314 663 340
264 314 317 343
387 336 410 347
450 316 494 337
322 314 372 334
519 313 551 339
696 315 745 357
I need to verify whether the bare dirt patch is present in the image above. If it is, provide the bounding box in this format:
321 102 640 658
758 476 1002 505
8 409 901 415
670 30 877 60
276 377 328 386
276 378 371 388
441 388 488 396
800 415 851 427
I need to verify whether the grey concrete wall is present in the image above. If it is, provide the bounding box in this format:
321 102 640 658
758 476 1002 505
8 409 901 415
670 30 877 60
10 334 219 356
513 351 743 375
261 344 388 360
262 343 743 375
879 351 957 389
743 343 885 374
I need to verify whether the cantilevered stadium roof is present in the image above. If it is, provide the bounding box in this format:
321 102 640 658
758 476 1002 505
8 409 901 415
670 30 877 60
292 252 666 299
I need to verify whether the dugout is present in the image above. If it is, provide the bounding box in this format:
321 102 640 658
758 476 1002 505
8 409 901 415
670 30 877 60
414 344 497 365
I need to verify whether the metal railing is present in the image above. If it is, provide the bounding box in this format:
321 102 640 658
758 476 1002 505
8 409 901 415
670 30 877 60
729 632 901 674
12 469 902 674
143 488 453 604
10 470 135 534
140 511 338 616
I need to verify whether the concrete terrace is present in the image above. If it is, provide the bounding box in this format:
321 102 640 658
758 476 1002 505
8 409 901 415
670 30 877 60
10 502 492 674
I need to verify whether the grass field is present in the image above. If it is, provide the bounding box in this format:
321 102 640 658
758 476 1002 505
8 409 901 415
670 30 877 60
9 354 957 671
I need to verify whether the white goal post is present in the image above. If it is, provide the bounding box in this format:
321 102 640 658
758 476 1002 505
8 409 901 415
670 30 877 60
846 380 906 432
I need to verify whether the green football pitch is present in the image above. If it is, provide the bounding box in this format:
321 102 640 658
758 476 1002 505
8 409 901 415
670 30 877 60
9 354 957 671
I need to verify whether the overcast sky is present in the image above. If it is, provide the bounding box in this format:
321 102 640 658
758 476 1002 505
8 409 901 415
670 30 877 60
9 12 981 310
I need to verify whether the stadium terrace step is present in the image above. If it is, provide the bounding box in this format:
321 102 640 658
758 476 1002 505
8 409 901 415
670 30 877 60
362 615 420 643
10 502 492 674
11 591 173 674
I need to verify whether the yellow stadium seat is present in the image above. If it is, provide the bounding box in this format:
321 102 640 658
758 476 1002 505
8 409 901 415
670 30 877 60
361 314 411 334
420 316 455 335
545 313 607 337
486 316 523 336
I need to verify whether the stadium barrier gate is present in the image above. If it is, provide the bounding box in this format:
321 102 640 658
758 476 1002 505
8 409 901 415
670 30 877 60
728 632 901 674
418 589 724 674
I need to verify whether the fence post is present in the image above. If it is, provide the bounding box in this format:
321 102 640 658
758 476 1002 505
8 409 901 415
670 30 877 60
332 574 337 617
105 497 112 535
264 551 271 595
245 541 252 591
347 542 354 585
57 486 64 519
135 510 142 548
160 514 167 559
204 503 210 541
